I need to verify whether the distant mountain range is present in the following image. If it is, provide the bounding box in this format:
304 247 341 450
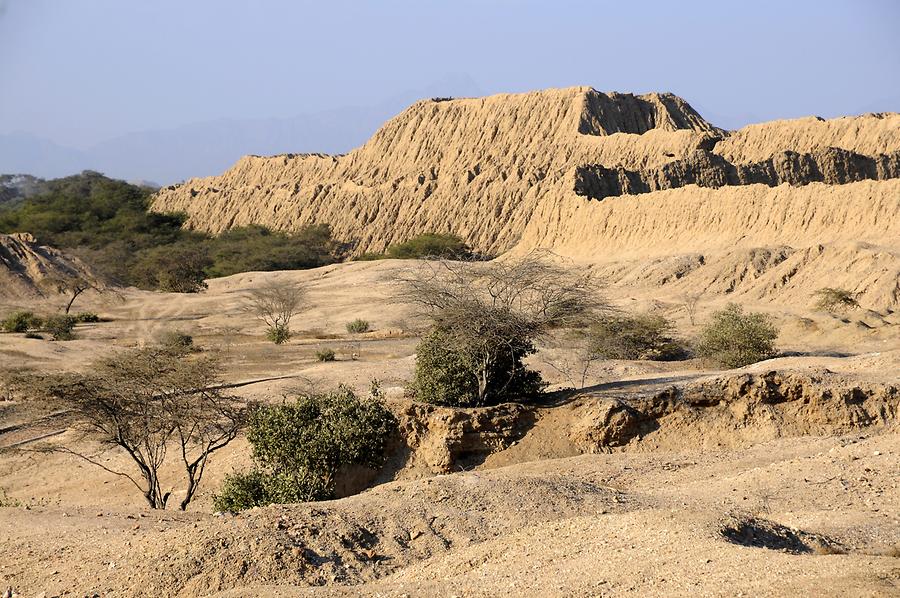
0 76 483 185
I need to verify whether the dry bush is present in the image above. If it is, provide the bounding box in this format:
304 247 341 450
7 347 247 510
247 280 306 344
539 329 604 390
157 329 195 354
587 313 687 361
315 347 336 362
813 287 860 314
400 251 604 406
681 292 702 325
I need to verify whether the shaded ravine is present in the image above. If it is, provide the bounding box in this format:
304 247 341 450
574 147 900 201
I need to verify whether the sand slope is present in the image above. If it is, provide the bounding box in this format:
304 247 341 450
0 232 103 300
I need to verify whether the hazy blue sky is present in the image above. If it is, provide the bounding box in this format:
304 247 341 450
1 0 898 148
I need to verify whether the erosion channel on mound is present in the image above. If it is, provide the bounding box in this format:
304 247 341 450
150 87 900 312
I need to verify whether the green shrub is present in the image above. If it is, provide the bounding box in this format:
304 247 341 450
214 387 398 511
44 314 77 341
267 325 291 344
1 311 43 333
588 313 687 361
696 303 778 368
315 348 336 362
411 325 544 407
0 487 21 508
813 287 860 314
73 312 100 323
353 252 387 261
213 470 269 513
158 329 194 354
384 233 472 260
345 319 371 334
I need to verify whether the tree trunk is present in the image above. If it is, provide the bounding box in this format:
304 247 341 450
64 287 85 314
477 357 491 406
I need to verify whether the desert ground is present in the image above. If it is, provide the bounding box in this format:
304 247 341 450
1 87 899 596
1 257 898 597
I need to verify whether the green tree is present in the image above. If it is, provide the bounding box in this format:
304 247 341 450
130 243 212 293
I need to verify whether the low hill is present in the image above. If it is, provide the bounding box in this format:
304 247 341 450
0 232 103 299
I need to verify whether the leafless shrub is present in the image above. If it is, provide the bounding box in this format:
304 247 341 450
539 329 605 390
5 347 247 510
246 280 306 343
681 292 702 326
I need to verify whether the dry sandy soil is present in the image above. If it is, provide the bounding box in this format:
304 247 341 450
1 87 898 596
1 260 898 597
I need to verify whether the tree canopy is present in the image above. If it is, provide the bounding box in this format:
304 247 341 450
0 171 341 291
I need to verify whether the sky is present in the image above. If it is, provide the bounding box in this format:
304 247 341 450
1 0 898 150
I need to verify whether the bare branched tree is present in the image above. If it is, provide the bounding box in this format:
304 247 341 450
8 347 247 510
399 251 605 404
247 280 306 344
681 292 702 326
540 329 605 390
40 275 97 314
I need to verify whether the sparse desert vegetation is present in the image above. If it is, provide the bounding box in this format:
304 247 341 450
405 253 596 406
247 280 306 344
214 386 397 511
696 303 779 368
814 287 861 314
345 318 371 333
1 86 898 598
